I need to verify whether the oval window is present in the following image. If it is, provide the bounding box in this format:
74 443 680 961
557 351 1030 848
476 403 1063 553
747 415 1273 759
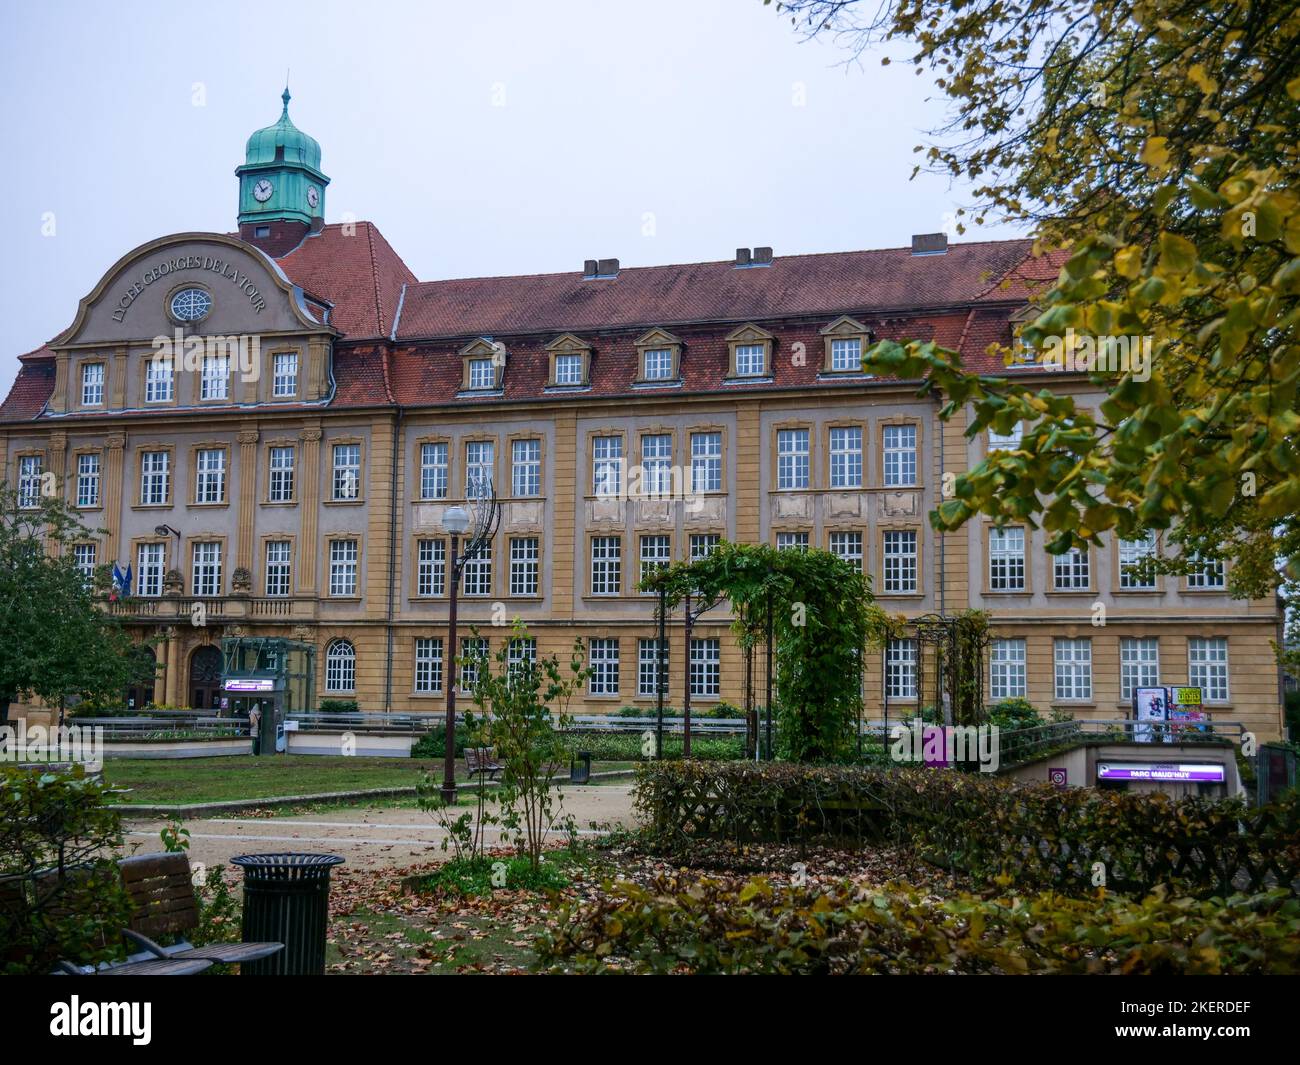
170 288 211 322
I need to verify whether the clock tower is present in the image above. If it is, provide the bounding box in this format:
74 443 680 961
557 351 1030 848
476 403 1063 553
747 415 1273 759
236 88 329 255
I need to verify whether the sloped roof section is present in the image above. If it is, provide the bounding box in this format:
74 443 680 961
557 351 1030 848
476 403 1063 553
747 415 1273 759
276 221 416 339
393 239 1035 340
0 349 55 420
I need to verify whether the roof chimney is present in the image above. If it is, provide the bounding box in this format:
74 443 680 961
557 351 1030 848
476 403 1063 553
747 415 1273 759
911 233 948 255
735 247 751 267
596 258 619 277
583 259 598 277
753 246 773 265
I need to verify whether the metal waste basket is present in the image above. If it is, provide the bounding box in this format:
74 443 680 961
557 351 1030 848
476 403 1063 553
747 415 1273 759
570 750 592 784
230 853 345 975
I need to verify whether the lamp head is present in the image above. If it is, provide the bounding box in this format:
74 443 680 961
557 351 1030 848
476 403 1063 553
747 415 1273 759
443 506 471 535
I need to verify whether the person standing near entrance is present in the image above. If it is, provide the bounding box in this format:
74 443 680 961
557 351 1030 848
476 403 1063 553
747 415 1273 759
248 705 262 755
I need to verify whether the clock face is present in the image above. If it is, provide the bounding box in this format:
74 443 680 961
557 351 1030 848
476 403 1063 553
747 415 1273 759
306 185 319 208
252 179 274 202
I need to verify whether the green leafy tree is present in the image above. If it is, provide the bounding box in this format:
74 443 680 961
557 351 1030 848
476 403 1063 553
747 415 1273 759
773 0 1300 599
0 483 154 723
466 624 588 872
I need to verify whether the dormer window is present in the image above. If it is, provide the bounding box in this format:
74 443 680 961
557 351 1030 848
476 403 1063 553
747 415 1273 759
633 328 683 384
459 338 505 392
554 354 584 385
820 316 872 374
545 334 592 388
726 324 774 379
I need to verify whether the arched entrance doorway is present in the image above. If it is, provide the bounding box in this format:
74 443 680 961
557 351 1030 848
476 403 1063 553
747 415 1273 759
123 645 157 711
189 645 223 710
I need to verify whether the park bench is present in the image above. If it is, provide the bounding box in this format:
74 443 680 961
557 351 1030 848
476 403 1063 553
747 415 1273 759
465 746 504 780
116 852 284 968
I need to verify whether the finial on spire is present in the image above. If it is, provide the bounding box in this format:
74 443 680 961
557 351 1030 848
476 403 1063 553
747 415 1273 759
281 71 291 116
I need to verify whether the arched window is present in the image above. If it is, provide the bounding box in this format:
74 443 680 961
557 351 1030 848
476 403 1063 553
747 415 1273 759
325 639 355 692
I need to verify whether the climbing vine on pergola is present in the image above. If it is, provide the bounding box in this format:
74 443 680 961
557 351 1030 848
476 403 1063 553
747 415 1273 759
642 541 898 762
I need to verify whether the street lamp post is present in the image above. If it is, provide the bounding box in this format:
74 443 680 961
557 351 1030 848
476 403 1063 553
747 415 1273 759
440 505 471 805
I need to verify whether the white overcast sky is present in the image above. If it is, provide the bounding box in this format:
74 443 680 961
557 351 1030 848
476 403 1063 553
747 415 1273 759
0 0 1024 398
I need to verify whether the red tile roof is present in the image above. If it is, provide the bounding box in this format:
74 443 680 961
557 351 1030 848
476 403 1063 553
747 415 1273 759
2 226 1057 421
391 239 1036 341
276 221 416 339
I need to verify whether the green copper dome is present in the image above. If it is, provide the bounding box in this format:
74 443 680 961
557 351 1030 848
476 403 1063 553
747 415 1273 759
244 88 322 170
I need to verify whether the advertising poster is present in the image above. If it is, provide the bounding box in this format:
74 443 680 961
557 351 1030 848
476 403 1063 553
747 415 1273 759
1132 686 1169 744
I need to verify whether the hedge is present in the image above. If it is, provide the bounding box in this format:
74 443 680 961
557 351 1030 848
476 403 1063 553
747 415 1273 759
535 874 1300 974
633 761 1300 899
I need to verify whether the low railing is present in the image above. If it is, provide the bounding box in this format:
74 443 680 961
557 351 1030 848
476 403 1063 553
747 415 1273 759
67 714 248 740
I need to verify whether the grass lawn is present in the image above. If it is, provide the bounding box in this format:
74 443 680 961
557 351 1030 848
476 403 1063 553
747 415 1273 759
104 755 634 805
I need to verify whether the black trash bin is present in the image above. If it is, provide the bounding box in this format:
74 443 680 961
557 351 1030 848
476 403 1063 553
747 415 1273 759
230 853 345 975
570 750 592 784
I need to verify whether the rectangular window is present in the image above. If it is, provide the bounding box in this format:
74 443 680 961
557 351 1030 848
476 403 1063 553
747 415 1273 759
776 531 809 552
987 423 1023 450
329 540 359 597
460 637 488 693
200 354 229 401
989 527 1026 591
591 536 621 595
882 425 918 487
776 428 810 490
689 533 720 562
589 638 620 696
508 637 537 678
191 541 223 597
883 530 918 593
642 348 673 380
511 439 541 497
17 455 41 508
145 356 174 402
140 451 169 506
989 638 1027 699
509 537 539 596
734 343 765 376
465 440 494 499
73 544 97 587
829 426 863 488
81 363 104 406
1054 638 1093 701
690 431 722 493
416 538 447 597
593 435 623 497
268 446 295 502
272 352 298 397
1119 532 1157 590
830 337 861 372
638 639 668 697
639 534 671 587
414 637 443 694
1052 547 1090 591
137 543 165 598
689 638 721 697
1188 637 1229 702
462 542 493 596
886 639 917 699
553 353 584 385
828 531 863 571
265 540 292 597
1119 637 1159 700
420 442 448 500
468 358 495 389
194 448 226 504
76 453 101 508
641 434 672 498
1186 554 1226 589
332 443 360 500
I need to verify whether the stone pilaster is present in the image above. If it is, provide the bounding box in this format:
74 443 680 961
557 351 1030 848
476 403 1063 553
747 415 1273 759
104 433 126 563
236 426 259 574
298 425 322 594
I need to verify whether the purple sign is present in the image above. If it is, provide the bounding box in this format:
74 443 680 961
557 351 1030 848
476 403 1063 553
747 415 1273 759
1096 762 1225 783
224 678 274 692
